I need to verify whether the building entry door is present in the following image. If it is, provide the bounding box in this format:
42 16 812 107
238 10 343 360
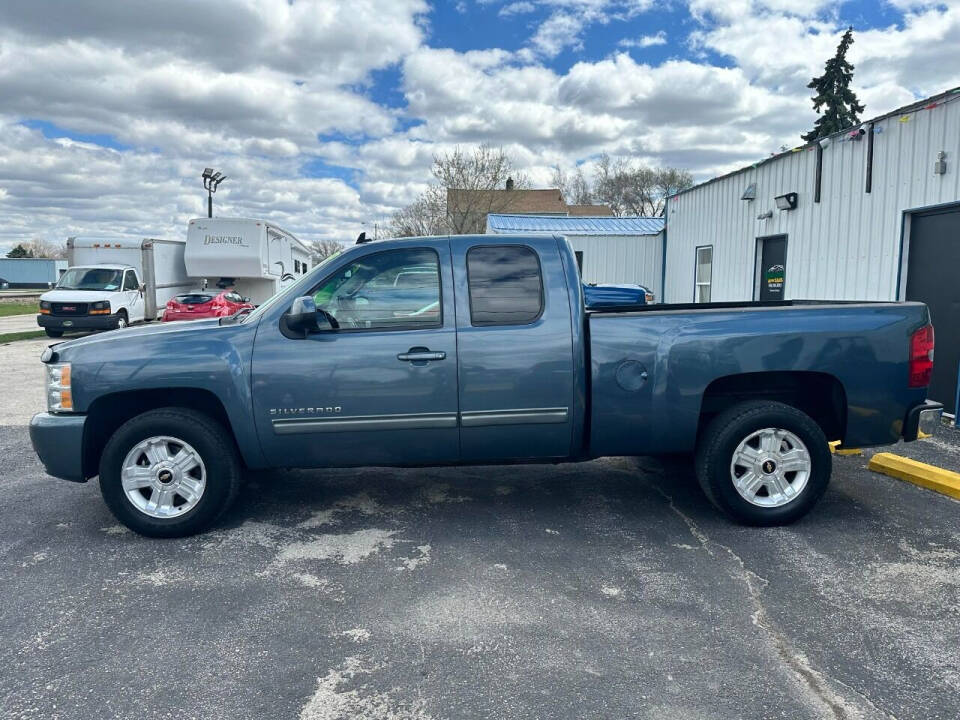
905 206 960 413
757 235 787 301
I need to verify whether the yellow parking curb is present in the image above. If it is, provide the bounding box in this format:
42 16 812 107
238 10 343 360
868 452 960 500
828 440 862 456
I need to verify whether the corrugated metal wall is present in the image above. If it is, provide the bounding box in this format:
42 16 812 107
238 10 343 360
0 259 67 286
567 234 663 298
664 95 960 303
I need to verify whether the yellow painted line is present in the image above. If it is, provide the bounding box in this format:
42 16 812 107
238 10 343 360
828 440 862 456
868 452 960 500
918 429 932 439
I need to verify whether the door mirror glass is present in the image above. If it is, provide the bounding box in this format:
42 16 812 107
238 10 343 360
284 296 334 336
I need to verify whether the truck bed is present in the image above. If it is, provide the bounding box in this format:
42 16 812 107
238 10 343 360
586 300 931 457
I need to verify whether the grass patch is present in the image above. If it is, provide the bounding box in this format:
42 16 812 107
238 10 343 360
0 330 46 344
0 301 39 317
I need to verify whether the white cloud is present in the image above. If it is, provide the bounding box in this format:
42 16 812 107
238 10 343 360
0 0 959 252
620 30 667 47
499 1 537 16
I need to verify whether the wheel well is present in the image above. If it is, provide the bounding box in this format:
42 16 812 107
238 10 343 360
698 371 846 442
82 388 238 478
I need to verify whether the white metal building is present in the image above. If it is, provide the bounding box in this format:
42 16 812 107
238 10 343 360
663 87 960 410
486 214 666 297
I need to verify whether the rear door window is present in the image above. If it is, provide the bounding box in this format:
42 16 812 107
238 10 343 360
466 245 543 326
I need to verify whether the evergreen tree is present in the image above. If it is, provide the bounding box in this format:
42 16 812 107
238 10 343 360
802 27 865 142
6 244 33 258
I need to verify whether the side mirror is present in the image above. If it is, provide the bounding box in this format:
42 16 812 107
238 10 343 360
242 296 250 303
284 296 334 337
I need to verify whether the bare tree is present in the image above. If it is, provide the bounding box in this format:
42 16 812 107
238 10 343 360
309 239 344 264
19 237 67 258
389 144 528 236
551 164 593 206
591 153 692 216
388 185 448 238
438 145 528 234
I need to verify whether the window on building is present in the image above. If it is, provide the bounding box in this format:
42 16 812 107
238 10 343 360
467 245 543 326
695 246 712 303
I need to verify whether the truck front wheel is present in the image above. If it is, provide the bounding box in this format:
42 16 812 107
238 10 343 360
695 401 831 526
115 310 128 330
98 408 241 537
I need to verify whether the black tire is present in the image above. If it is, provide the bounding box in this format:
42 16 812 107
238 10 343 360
45 329 64 338
99 407 241 537
694 400 831 526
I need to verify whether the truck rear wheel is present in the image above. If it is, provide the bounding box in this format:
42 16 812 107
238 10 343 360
99 408 241 537
695 401 831 525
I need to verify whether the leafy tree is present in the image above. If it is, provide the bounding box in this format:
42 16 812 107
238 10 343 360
6 244 33 258
802 27 865 142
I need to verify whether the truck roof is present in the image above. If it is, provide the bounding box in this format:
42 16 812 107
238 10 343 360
68 237 182 249
67 263 135 270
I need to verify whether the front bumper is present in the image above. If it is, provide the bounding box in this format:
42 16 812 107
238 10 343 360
37 313 119 331
29 412 88 483
902 400 944 442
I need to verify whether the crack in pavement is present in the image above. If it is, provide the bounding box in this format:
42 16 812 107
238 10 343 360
651 483 897 720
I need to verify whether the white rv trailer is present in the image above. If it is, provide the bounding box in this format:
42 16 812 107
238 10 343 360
185 218 312 304
64 237 192 320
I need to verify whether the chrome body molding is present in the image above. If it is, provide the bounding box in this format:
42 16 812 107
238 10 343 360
271 407 571 434
459 407 569 428
272 412 458 435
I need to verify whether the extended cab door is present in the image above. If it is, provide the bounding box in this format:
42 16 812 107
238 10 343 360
250 239 459 468
451 236 575 461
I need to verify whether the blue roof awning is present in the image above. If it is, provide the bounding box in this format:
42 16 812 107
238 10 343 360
486 214 665 236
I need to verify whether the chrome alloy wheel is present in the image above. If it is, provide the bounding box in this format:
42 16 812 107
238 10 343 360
729 427 811 508
121 436 207 519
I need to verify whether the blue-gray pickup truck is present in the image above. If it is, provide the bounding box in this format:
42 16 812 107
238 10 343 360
30 234 942 537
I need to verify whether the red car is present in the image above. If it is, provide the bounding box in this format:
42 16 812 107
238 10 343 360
161 290 253 322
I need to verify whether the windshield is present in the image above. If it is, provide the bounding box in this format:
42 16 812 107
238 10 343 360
56 267 123 291
175 293 216 305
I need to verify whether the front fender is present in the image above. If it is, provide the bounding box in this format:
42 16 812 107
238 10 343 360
55 321 264 468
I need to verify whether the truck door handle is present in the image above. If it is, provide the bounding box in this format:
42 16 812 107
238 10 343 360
397 348 446 362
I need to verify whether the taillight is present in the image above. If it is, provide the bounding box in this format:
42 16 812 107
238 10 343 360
909 324 934 387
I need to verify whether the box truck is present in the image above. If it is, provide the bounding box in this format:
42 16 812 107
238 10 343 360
184 218 312 305
36 237 192 337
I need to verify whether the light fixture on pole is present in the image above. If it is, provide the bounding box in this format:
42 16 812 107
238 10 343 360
201 167 227 218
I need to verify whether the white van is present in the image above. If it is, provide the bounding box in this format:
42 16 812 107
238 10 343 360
37 237 192 337
185 218 312 305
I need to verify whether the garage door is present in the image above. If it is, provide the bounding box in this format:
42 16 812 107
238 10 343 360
905 206 960 414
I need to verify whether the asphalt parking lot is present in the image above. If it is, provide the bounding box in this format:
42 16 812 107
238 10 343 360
1 336 959 720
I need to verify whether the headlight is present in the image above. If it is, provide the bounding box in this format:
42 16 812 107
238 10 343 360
39 300 51 315
46 363 73 412
89 300 111 315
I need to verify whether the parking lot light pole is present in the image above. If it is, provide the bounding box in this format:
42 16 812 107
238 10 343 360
201 168 227 218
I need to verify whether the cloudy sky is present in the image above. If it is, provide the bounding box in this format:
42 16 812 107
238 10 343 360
1 0 959 251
